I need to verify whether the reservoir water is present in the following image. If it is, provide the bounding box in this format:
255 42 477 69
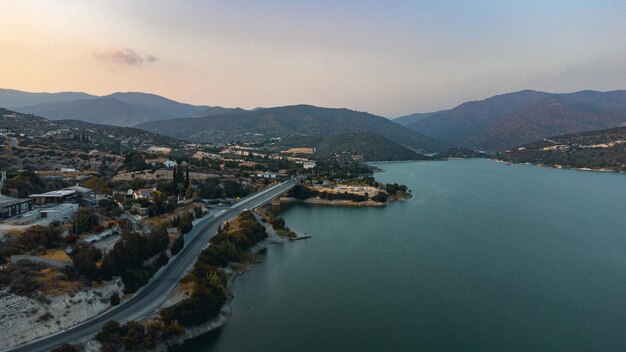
178 159 626 352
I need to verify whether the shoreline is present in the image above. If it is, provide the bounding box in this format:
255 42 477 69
149 230 283 351
82 239 276 352
491 158 625 174
279 195 411 207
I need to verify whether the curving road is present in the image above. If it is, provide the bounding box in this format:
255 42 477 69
5 178 298 352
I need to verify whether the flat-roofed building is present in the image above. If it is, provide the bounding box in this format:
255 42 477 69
29 185 96 207
30 189 78 207
0 195 33 220
64 185 96 206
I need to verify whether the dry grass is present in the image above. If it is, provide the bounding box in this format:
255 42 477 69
175 280 197 297
228 216 243 229
38 268 80 296
283 147 315 154
39 250 71 262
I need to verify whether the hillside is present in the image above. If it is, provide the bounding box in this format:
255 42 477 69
404 90 626 151
496 126 626 172
315 133 427 161
0 108 180 151
470 99 626 150
3 88 244 127
137 105 448 152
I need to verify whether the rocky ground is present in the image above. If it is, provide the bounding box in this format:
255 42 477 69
0 279 123 350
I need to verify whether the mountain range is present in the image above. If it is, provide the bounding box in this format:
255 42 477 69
136 104 448 153
399 90 626 151
4 87 626 154
0 89 243 127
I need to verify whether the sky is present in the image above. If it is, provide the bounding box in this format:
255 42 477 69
0 0 625 117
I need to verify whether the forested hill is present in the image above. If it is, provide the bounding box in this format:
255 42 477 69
315 133 428 161
137 104 448 153
496 126 626 172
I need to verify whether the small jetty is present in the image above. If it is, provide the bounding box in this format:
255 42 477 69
289 233 312 241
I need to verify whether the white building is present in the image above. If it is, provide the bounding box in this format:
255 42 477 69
164 159 178 168
303 161 316 169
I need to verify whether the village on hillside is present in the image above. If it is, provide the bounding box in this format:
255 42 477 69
0 110 411 350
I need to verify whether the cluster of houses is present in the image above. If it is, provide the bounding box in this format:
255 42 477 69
0 184 96 223
216 144 317 170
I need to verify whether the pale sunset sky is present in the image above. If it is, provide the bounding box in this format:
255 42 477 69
0 0 624 117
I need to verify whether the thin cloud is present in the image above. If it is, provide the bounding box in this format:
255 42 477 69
93 48 158 65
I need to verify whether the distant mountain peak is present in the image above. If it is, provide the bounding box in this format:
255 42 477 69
1 88 243 127
402 89 626 151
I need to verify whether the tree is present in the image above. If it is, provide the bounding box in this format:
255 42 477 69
271 217 285 230
73 208 99 234
122 231 149 267
149 190 170 216
184 164 190 189
110 291 120 306
2 170 52 198
290 184 316 200
194 206 203 218
147 225 169 256
171 235 184 255
155 251 169 267
84 176 108 194
70 242 102 280
370 192 388 203
17 225 62 251
96 320 122 345
121 321 146 351
124 152 149 172
99 199 121 218
184 185 197 200
51 343 81 352
198 179 222 199
178 213 193 235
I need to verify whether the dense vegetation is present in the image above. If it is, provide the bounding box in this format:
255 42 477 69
159 211 266 326
100 215 193 293
290 184 368 202
290 182 410 204
270 216 296 238
95 319 183 352
0 225 63 260
1 170 67 198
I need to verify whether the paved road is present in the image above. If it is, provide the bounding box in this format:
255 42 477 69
5 179 298 352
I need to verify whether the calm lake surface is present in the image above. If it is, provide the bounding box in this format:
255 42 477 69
178 159 626 352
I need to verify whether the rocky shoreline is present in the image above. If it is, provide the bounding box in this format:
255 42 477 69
492 159 625 173
279 195 412 207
